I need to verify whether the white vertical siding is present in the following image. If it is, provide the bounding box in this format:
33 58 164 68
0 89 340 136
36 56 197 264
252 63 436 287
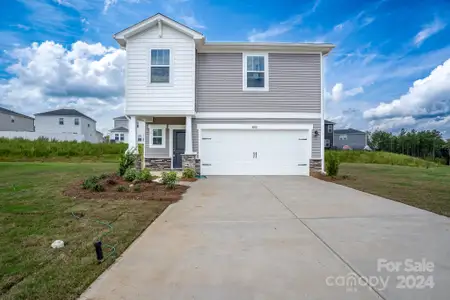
125 24 196 115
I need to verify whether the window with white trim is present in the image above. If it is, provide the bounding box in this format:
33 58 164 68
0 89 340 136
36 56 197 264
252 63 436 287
327 125 332 133
325 139 330 147
114 133 119 141
339 134 348 141
120 133 125 141
74 118 79 126
150 49 170 83
138 134 142 142
59 118 64 125
150 125 166 148
243 53 268 91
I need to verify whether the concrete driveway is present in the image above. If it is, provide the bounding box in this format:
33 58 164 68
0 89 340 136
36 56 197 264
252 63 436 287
80 176 450 300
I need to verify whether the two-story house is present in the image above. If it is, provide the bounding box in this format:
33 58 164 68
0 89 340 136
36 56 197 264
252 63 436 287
114 13 334 175
109 116 145 144
0 106 34 131
334 128 368 150
34 109 99 143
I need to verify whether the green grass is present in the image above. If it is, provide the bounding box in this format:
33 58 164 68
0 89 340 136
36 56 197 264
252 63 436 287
0 162 171 300
332 164 450 217
326 150 443 167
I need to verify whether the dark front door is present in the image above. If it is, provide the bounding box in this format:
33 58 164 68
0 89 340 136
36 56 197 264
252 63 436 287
173 130 185 169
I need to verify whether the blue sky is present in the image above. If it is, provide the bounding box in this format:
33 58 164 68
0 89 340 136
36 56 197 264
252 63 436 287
1 0 450 135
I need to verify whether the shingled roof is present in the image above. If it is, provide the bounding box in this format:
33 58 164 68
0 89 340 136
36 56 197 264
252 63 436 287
0 106 34 120
35 109 96 122
334 128 365 134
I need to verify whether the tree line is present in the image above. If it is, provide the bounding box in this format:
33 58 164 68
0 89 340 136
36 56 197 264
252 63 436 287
368 129 450 165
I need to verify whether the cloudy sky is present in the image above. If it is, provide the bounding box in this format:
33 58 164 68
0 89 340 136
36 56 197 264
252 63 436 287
1 0 450 135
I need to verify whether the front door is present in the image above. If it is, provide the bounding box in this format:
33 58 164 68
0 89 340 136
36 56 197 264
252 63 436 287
173 130 186 169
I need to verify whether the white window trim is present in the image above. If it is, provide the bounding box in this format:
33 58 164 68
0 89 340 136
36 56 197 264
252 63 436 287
74 118 80 126
243 52 269 92
149 48 172 85
327 125 332 133
325 139 330 147
59 118 64 125
339 135 348 141
149 124 166 148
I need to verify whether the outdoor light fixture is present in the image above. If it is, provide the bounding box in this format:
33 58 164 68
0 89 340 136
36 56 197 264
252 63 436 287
314 130 319 137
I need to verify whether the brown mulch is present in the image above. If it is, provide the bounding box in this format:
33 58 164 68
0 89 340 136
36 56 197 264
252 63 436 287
310 172 354 182
179 177 198 182
64 174 189 201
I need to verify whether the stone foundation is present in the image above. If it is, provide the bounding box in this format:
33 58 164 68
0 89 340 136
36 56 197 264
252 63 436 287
181 154 201 175
135 154 142 171
309 159 322 174
145 157 171 170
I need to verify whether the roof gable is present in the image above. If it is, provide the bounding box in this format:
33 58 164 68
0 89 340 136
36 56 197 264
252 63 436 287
113 13 204 47
0 106 34 120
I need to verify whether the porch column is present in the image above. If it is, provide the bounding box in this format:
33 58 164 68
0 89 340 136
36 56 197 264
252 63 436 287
128 115 137 153
185 116 193 154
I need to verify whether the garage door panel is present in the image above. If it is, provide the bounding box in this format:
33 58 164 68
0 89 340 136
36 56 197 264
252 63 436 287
200 129 310 176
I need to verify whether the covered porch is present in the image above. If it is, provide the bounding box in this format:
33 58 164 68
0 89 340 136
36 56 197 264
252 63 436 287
127 115 198 172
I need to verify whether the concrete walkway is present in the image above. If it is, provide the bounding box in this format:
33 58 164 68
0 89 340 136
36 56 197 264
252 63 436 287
80 176 450 300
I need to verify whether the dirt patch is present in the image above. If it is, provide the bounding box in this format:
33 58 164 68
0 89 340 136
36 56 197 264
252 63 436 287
179 177 198 182
64 174 189 201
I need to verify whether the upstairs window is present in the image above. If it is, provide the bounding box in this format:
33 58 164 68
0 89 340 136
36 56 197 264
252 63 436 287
243 53 268 91
59 118 64 125
150 49 170 83
74 118 79 126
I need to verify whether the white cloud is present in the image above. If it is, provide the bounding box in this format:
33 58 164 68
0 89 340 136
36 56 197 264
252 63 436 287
103 0 118 13
414 18 446 46
368 116 416 131
0 41 126 132
326 83 364 102
14 24 31 31
364 58 450 121
247 0 320 42
180 15 206 29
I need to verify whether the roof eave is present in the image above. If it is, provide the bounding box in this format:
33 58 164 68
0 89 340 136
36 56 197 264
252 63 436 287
197 42 335 55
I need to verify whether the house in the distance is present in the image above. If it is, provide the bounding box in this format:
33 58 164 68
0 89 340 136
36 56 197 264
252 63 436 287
324 120 335 149
109 116 145 143
0 106 34 131
34 109 100 143
333 128 367 150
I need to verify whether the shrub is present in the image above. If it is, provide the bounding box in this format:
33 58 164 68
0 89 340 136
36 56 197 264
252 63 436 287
133 184 141 192
91 183 105 192
123 168 140 182
161 171 178 189
82 175 99 190
98 173 108 180
139 168 152 181
116 185 127 192
325 152 340 176
182 168 196 179
118 151 137 176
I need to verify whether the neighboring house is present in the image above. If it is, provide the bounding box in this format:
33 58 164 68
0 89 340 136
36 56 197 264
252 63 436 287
34 109 98 143
324 120 335 149
0 106 34 131
114 13 334 175
96 131 105 143
333 128 367 150
109 116 145 143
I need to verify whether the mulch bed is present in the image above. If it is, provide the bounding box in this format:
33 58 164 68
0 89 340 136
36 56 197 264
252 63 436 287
179 177 198 182
311 172 354 182
64 174 189 201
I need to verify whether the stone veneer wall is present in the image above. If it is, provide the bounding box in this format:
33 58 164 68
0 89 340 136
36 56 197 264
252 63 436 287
309 159 322 173
145 158 171 170
181 154 201 175
135 154 142 171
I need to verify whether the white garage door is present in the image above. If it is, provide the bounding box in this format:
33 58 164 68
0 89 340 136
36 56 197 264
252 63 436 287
200 129 311 175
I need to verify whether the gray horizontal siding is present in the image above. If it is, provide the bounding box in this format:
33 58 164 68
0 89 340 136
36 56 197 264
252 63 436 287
193 118 321 158
114 119 128 128
333 133 367 150
196 53 321 113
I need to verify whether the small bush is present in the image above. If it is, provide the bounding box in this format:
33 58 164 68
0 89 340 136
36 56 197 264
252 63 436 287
325 152 340 176
133 184 141 192
116 185 127 192
161 171 178 189
139 168 152 181
123 168 140 182
82 175 99 190
98 173 108 180
91 183 105 192
182 168 196 179
118 151 137 176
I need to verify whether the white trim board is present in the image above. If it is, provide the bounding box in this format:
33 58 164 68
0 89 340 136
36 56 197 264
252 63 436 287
195 112 321 119
197 123 314 130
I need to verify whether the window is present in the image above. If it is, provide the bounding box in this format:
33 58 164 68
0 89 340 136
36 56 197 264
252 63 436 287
137 123 139 128
74 118 79 126
10 116 15 123
325 139 330 147
88 123 90 127
327 125 332 133
150 125 165 148
138 134 142 142
114 134 119 141
59 118 64 125
120 133 125 141
339 135 348 141
150 49 170 83
243 53 268 91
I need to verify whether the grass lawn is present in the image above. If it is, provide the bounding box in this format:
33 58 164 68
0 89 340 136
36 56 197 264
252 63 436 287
332 164 450 217
0 162 172 300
